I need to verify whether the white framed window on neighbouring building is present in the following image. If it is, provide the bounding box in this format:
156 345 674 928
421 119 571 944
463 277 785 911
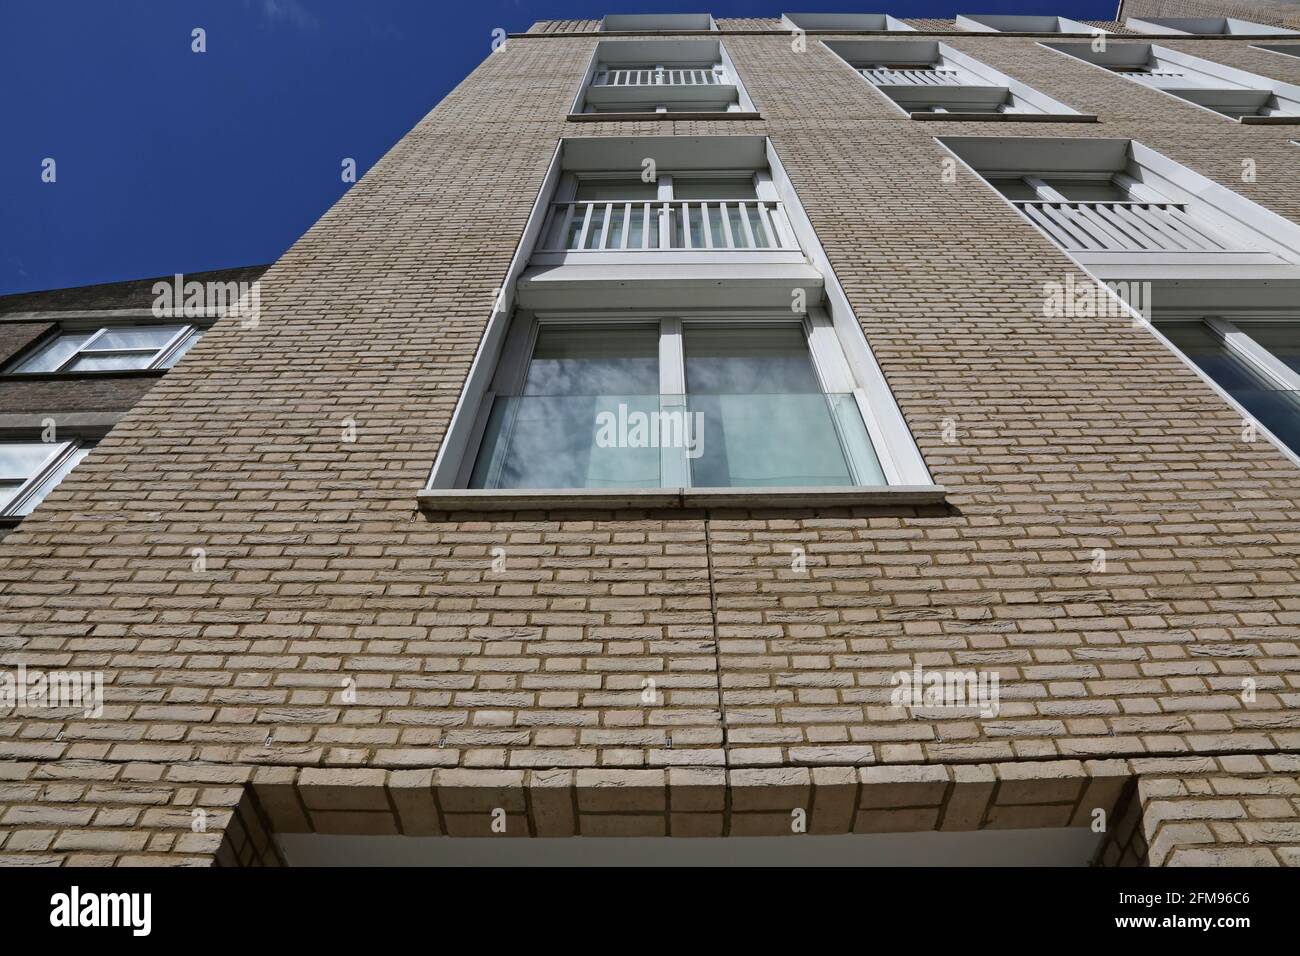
7 324 204 373
0 440 93 518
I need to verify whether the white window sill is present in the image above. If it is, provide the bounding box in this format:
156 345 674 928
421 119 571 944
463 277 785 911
909 111 1098 122
418 485 947 513
567 112 762 122
1239 115 1300 125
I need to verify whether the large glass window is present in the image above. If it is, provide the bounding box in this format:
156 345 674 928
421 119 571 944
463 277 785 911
470 326 661 490
0 440 92 518
1041 178 1128 202
684 325 880 487
1159 320 1300 455
991 176 1129 202
10 325 203 373
1232 322 1300 375
469 316 885 490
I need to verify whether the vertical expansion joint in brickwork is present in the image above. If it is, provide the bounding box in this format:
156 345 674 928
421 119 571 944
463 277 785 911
701 513 729 763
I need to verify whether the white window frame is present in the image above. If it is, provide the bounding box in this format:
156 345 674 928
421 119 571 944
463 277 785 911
823 39 1084 118
424 136 938 495
1167 316 1300 393
454 308 888 490
7 324 203 374
571 40 755 116
599 14 718 33
999 171 1156 202
1253 44 1300 60
956 15 1108 35
1041 42 1300 122
938 136 1300 279
1126 17 1298 37
780 14 916 32
0 439 92 519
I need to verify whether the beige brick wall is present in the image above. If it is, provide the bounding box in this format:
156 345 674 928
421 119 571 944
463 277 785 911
1121 0 1300 30
2 15 1299 865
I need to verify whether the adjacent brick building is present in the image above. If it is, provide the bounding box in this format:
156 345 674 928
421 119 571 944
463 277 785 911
0 266 268 543
2 2 1299 867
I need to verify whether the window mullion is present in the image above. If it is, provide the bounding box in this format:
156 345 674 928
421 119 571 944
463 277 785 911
658 318 689 488
1024 175 1067 202
55 327 107 372
148 326 194 370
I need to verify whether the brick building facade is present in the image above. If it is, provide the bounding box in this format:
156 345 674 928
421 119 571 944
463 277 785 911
0 266 268 544
2 3 1299 866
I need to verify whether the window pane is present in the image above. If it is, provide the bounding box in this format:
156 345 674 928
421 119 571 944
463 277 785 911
684 324 822 394
989 178 1039 201
1161 323 1275 391
684 325 864 487
672 177 757 200
470 395 661 489
91 326 184 350
13 332 94 372
523 326 659 396
159 329 204 368
1160 322 1300 455
0 481 23 513
0 441 61 481
13 445 90 516
575 180 658 201
1234 321 1300 376
471 326 663 490
1043 178 1129 202
687 392 861 487
68 353 155 371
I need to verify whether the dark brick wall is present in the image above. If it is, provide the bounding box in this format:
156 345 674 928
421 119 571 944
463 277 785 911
0 265 271 315
0 265 271 416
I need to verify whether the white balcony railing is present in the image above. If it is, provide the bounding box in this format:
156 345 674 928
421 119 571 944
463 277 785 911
1125 71 1193 87
539 199 797 252
591 67 726 87
861 67 963 86
1015 201 1242 253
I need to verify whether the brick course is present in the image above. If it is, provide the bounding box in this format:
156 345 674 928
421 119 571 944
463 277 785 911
1 11 1298 865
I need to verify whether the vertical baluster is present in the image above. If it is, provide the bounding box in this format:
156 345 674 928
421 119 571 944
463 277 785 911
751 203 771 248
598 202 613 249
701 203 713 249
737 201 757 249
620 202 631 249
682 202 692 249
556 203 575 251
642 202 651 249
575 203 594 250
719 202 735 248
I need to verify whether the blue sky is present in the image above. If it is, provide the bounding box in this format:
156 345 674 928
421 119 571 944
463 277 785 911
1 0 1115 295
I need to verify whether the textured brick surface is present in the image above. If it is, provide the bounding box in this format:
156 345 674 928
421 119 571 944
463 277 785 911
1121 0 1300 30
1 9 1299 864
0 266 272 542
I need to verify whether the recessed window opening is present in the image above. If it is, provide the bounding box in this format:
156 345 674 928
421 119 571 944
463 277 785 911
466 313 885 491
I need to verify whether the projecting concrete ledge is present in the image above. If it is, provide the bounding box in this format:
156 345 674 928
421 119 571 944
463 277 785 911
567 112 763 122
909 112 1099 123
418 485 948 513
